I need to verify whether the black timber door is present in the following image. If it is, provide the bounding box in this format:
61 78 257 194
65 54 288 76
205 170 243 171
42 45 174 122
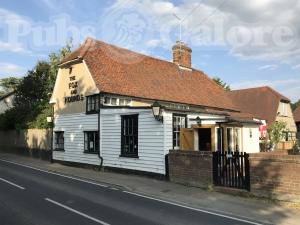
198 128 211 151
213 151 250 191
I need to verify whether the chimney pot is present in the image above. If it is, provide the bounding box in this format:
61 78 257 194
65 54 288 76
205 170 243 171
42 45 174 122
172 41 192 68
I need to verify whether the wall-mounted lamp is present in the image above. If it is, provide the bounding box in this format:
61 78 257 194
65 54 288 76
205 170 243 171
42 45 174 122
195 116 202 125
152 101 163 123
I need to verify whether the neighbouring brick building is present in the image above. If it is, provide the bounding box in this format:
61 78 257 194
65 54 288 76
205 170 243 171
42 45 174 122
294 106 300 139
229 86 297 148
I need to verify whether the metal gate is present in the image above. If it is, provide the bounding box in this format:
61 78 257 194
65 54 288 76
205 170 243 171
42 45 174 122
213 151 250 191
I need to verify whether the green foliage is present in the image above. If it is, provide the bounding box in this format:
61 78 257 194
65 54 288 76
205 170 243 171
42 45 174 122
213 77 231 91
48 39 72 90
0 40 72 130
291 99 300 111
14 61 51 107
267 121 288 146
293 140 300 154
27 104 53 129
0 76 21 93
0 103 52 130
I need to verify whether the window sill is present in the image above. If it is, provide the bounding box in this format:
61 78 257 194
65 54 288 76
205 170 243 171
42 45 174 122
83 151 99 155
119 154 139 159
54 148 64 152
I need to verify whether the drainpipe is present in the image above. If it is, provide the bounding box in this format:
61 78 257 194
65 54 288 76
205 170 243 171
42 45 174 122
97 93 103 171
50 106 54 163
49 101 55 163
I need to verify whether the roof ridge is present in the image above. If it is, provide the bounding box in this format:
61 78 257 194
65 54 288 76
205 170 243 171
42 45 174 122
85 38 232 96
231 86 290 102
231 86 269 92
265 86 290 102
82 38 212 74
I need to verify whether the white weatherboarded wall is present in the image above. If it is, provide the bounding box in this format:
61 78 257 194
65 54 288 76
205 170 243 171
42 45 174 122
101 108 166 174
163 112 173 155
53 113 101 165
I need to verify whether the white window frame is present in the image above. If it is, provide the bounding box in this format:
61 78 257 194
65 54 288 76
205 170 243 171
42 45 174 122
102 96 132 106
173 114 187 150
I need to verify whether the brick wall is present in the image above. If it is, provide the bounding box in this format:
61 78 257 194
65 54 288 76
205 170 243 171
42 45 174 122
168 150 212 188
249 153 300 202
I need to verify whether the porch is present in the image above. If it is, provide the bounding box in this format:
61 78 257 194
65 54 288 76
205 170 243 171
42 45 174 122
179 123 257 153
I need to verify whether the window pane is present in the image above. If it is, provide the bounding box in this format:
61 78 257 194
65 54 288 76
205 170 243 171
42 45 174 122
173 115 186 149
119 99 125 105
84 131 99 153
55 132 64 150
111 98 117 105
121 115 138 157
125 99 131 105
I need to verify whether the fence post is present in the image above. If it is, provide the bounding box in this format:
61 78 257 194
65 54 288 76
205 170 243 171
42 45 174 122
244 153 250 191
165 154 169 180
212 152 218 185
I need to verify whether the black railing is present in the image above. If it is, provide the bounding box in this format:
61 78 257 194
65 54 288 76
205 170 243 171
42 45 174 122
213 151 250 191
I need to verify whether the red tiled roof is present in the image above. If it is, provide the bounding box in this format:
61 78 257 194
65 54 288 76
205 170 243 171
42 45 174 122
294 106 300 122
60 38 240 111
229 86 290 124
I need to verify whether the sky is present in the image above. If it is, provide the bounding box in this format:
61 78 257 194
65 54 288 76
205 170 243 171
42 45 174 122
0 0 299 102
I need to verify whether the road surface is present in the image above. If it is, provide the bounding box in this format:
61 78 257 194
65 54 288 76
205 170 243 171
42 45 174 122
0 159 264 225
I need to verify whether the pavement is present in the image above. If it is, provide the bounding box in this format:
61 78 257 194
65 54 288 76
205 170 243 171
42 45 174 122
0 153 299 225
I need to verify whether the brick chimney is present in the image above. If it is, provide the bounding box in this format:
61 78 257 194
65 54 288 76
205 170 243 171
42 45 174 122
172 41 192 69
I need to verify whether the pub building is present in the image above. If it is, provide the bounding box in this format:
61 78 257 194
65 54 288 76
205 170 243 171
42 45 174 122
50 38 260 175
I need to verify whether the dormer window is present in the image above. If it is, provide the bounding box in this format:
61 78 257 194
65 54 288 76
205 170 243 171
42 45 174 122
102 96 131 106
86 94 99 114
279 102 288 117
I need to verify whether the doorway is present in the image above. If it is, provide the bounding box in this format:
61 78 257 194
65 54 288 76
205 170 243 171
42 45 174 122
198 128 212 151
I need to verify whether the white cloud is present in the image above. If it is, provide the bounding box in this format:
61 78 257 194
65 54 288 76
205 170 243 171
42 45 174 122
106 0 300 62
0 8 26 22
0 8 31 53
292 64 300 70
0 41 27 53
146 39 163 48
258 64 278 71
0 63 25 76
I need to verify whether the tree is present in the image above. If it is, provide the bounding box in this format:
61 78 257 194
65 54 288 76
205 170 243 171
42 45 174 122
291 99 300 111
267 121 288 150
0 40 73 130
0 77 21 93
48 39 73 90
14 61 51 107
213 77 231 91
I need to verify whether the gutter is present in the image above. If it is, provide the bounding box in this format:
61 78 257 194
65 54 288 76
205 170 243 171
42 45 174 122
58 57 83 68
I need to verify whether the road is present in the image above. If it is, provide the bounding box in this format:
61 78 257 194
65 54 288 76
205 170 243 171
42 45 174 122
0 159 264 225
